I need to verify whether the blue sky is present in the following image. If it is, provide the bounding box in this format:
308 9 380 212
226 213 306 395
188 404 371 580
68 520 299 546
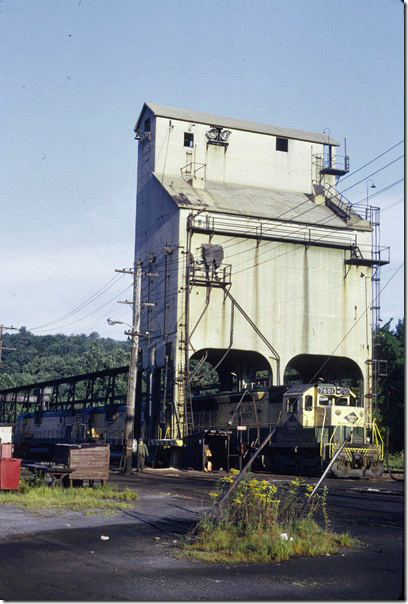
0 0 404 340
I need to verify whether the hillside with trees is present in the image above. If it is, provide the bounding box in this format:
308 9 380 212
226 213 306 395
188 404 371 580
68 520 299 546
378 318 404 453
0 328 130 390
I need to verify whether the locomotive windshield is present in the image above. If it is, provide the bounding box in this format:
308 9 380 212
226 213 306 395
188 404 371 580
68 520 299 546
318 396 333 406
335 397 349 406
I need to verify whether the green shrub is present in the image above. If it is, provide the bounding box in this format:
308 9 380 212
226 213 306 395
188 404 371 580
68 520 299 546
387 451 404 470
185 472 358 564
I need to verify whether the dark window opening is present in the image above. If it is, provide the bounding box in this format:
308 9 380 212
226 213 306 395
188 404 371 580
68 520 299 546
286 397 298 413
184 132 194 148
144 118 151 133
304 395 313 410
276 137 288 152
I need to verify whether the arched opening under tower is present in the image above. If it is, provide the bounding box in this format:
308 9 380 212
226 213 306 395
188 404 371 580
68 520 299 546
190 348 273 392
284 354 364 400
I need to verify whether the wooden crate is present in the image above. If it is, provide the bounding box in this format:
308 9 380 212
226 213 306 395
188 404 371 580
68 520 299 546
52 444 110 482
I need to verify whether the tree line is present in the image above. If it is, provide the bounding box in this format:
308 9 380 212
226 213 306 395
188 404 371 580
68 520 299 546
377 318 404 453
0 328 130 390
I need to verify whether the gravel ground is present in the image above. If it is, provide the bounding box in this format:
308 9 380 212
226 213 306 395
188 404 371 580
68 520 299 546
0 469 404 601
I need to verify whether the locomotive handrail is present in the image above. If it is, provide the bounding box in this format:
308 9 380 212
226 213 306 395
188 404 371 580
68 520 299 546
372 420 384 459
328 423 339 458
319 408 327 459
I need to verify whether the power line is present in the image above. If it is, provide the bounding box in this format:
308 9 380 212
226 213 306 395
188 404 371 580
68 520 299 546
139 178 401 319
137 168 403 328
338 140 404 183
40 283 133 333
70 303 131 336
352 178 404 206
137 142 404 275
140 200 383 305
382 198 404 212
309 263 403 383
30 273 125 331
339 155 404 194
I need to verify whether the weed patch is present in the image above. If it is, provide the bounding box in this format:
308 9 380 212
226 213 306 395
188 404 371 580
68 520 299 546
185 472 358 564
387 451 404 471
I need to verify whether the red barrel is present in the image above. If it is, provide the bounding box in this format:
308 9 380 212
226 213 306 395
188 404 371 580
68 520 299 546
0 458 21 490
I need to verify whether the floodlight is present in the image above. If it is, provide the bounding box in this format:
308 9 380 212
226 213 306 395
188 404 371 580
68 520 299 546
219 129 231 142
206 127 219 140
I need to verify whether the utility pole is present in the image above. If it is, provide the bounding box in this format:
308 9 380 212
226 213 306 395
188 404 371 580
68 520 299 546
116 262 142 474
114 264 158 474
0 325 18 367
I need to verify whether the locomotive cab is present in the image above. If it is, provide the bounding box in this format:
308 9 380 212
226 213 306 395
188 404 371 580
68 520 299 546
267 382 384 477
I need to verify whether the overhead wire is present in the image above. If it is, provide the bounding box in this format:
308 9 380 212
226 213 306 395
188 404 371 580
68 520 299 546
339 155 404 194
140 139 404 267
136 140 404 279
381 198 404 212
29 273 126 331
139 142 404 333
150 172 402 288
338 140 404 183
139 182 402 318
139 171 402 282
146 217 400 344
140 199 386 312
352 178 404 205
308 263 403 383
70 303 132 336
40 283 133 333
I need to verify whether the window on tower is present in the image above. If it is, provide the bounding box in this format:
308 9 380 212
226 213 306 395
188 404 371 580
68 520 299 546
276 137 288 152
184 132 194 148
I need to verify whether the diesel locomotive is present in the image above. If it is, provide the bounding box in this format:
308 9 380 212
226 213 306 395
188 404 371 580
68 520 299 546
13 380 384 478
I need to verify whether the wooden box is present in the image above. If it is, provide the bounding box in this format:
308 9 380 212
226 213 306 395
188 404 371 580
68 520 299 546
52 443 110 481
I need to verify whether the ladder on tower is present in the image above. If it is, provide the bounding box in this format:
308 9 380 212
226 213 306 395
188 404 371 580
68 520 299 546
177 327 194 437
364 205 389 421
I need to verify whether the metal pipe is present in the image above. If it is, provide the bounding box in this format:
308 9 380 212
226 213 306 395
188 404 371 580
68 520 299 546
300 435 351 514
212 301 234 373
218 283 281 384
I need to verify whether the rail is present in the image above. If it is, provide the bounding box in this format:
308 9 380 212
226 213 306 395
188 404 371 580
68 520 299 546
324 184 355 222
191 213 358 250
180 162 206 179
314 153 350 175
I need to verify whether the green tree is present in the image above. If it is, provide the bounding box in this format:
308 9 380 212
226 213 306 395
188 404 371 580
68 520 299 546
377 319 404 453
0 329 130 390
